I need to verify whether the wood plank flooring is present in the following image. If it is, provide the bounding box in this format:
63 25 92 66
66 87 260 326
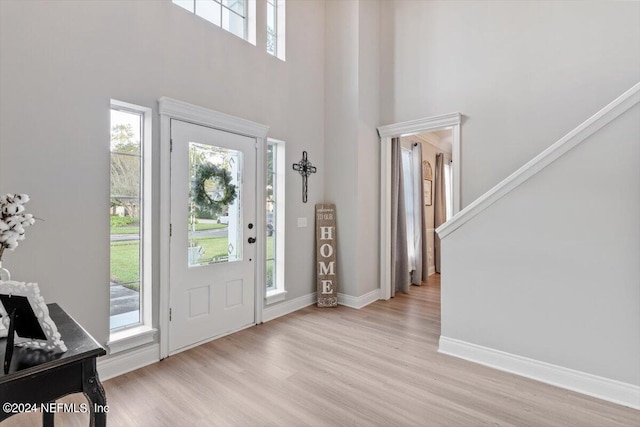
5 275 639 426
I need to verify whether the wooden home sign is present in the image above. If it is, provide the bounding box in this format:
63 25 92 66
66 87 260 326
316 203 338 307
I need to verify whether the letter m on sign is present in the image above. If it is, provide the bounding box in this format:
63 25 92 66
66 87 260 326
315 203 338 307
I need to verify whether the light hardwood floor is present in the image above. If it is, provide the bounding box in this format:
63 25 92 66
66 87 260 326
6 275 640 426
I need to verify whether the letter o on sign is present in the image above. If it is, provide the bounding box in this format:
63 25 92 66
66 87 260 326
320 243 333 258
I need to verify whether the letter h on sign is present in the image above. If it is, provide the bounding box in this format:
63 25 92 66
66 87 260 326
315 203 337 307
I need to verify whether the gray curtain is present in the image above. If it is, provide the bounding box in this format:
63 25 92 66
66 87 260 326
420 150 429 282
411 143 429 285
391 137 409 295
434 153 447 273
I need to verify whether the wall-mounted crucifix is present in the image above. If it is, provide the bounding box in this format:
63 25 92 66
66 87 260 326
292 151 317 203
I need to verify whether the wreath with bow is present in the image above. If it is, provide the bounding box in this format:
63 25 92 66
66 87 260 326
191 164 237 215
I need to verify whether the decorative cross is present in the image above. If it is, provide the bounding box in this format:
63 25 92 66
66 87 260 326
292 150 317 203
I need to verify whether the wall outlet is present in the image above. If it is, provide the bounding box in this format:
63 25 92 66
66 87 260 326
297 217 307 227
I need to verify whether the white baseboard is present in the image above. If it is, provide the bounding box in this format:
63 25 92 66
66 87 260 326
262 292 317 322
97 343 160 381
338 289 381 309
439 336 640 410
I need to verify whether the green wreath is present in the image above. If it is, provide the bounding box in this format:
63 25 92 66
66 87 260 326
192 164 237 215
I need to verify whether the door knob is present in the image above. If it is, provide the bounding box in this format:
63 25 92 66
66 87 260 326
248 237 256 244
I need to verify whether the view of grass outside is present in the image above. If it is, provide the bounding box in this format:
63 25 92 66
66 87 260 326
112 221 226 235
110 215 274 286
110 215 141 292
110 108 143 310
266 259 274 288
188 231 275 265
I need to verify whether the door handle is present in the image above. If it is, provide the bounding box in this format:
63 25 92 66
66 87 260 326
248 237 256 244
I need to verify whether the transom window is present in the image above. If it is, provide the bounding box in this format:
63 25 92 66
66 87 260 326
173 0 250 41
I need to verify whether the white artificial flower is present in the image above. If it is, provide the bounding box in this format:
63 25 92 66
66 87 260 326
15 194 30 204
0 193 35 254
2 204 18 215
6 216 20 228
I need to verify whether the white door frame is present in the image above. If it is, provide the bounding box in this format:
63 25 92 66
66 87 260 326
377 113 462 300
158 97 269 359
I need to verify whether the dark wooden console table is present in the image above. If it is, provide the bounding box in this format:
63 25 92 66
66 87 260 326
0 303 107 426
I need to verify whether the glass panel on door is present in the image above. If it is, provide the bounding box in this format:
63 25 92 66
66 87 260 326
188 142 243 267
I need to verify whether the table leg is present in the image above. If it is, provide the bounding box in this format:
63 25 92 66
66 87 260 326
81 359 107 427
42 403 54 427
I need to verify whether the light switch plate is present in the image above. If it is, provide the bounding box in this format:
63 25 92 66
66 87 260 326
297 217 307 227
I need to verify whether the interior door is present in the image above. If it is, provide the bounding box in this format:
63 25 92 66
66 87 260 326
169 119 256 354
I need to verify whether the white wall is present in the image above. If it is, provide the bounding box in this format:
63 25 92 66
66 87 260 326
441 103 640 386
384 0 640 207
0 0 326 346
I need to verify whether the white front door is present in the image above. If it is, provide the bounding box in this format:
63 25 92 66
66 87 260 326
169 119 257 354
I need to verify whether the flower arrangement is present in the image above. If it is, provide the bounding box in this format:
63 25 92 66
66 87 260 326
0 194 35 261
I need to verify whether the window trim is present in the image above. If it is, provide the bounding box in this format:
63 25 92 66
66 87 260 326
266 0 277 57
266 0 286 60
108 99 155 352
265 138 286 305
172 0 257 46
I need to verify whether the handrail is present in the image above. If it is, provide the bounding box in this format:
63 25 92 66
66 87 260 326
437 82 640 239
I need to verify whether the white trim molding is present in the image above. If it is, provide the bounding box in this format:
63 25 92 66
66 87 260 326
378 113 461 138
262 292 317 323
338 289 381 309
158 97 270 359
437 82 640 240
265 289 288 305
97 343 160 381
262 289 381 321
439 336 640 410
158 97 269 139
378 113 462 300
107 325 156 354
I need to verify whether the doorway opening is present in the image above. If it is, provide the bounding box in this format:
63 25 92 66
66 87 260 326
400 130 453 286
377 113 461 300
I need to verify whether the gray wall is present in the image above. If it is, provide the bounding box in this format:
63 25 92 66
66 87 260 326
324 0 380 298
382 0 640 207
441 104 640 385
324 0 359 297
384 0 640 387
0 0 326 346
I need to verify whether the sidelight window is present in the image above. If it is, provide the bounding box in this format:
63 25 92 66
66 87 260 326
265 139 286 303
109 100 154 350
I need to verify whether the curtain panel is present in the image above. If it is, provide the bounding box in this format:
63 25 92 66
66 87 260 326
434 153 447 273
390 138 410 295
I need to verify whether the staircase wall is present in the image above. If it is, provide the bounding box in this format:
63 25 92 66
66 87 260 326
439 102 639 394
